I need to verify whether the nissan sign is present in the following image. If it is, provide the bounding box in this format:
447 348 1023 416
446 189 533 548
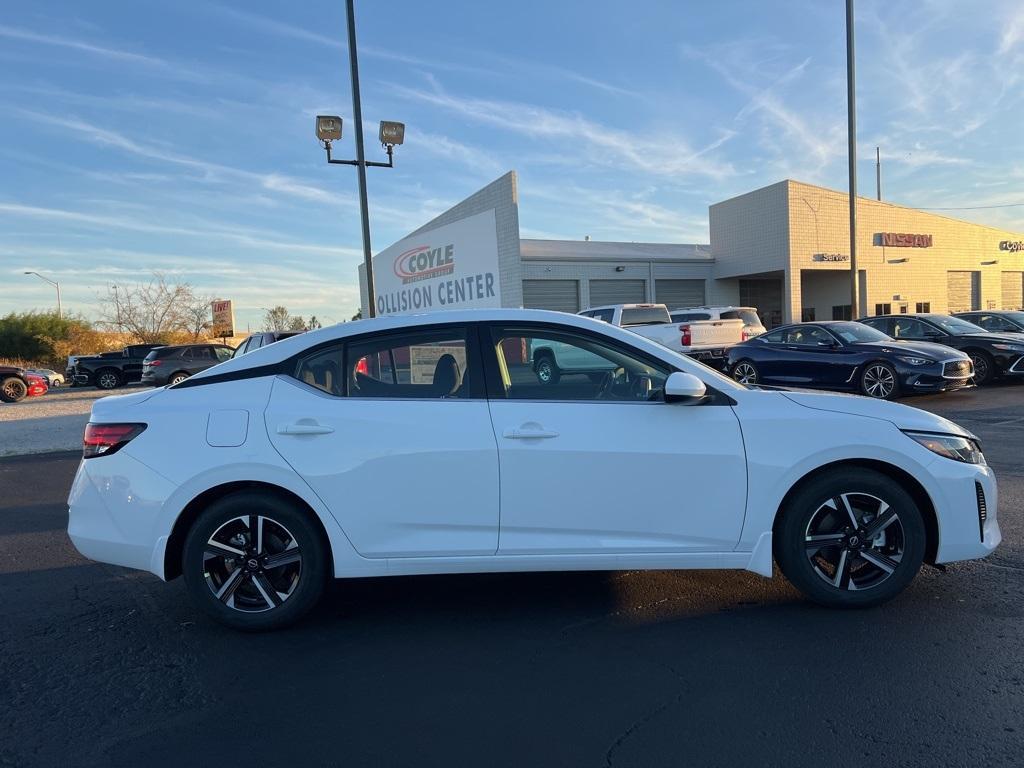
878 232 933 248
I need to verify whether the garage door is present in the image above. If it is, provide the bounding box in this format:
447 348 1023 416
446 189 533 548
522 279 579 313
654 279 705 310
1001 272 1024 310
947 271 980 313
589 279 646 307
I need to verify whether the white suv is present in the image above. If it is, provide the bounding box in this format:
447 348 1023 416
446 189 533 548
670 306 766 339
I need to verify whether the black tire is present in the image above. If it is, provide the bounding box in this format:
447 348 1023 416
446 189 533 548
94 368 122 390
731 359 758 385
967 350 994 385
859 361 900 399
0 376 28 403
775 468 925 608
182 491 328 631
534 353 560 385
168 371 190 386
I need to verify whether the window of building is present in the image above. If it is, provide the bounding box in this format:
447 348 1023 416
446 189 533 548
832 305 852 321
489 327 668 402
801 308 816 322
874 303 892 316
916 302 931 313
899 303 909 314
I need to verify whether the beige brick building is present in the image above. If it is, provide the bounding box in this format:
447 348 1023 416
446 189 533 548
363 174 1024 328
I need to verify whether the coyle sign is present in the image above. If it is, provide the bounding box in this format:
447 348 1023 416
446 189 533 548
371 209 501 316
878 232 933 248
999 240 1024 252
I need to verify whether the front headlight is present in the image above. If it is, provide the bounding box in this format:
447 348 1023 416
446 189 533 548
904 431 986 465
897 355 934 366
991 343 1024 352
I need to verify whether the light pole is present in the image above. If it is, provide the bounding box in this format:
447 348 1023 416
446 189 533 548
845 0 859 320
315 0 406 319
24 271 62 318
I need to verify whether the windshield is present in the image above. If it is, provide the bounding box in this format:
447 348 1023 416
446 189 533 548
829 322 890 343
929 315 987 334
620 306 671 326
1003 311 1024 326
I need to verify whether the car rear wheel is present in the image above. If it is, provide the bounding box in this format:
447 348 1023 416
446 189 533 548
860 362 899 399
775 469 925 608
732 360 758 385
968 350 994 385
169 372 190 386
95 369 122 390
182 492 327 630
0 377 28 403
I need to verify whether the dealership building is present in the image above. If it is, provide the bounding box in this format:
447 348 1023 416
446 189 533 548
360 172 1024 327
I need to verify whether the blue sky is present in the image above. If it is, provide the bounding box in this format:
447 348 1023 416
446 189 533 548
2 0 1023 329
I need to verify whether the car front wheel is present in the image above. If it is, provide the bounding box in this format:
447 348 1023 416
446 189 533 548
968 351 994 385
1 377 28 403
860 362 899 399
732 360 758 385
182 492 327 630
775 468 925 608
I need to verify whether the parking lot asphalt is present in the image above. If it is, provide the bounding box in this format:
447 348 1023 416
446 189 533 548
1 385 1022 767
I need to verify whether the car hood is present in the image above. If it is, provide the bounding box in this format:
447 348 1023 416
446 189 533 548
780 390 973 438
862 340 967 358
963 333 1024 345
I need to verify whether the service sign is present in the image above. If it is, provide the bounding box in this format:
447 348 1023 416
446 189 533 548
372 209 501 316
211 299 235 338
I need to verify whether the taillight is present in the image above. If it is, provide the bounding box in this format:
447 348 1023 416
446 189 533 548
147 360 162 367
83 423 146 459
680 324 691 347
741 330 750 341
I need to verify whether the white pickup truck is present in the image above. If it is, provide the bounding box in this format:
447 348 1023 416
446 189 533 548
578 303 744 365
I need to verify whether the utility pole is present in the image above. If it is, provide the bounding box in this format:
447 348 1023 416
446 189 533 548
876 146 882 201
846 0 859 320
346 0 375 318
24 271 62 319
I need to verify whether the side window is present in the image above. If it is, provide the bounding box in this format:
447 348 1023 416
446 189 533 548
214 346 233 363
192 347 215 361
594 309 615 323
180 348 194 361
892 318 927 338
347 328 472 399
787 326 832 345
758 329 786 344
861 318 892 335
976 315 1011 331
489 327 669 402
296 346 344 396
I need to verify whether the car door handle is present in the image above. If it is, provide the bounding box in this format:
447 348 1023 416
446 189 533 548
503 427 560 440
277 423 335 435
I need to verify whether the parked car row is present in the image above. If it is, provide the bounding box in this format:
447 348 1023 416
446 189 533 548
724 311 1024 399
0 365 49 403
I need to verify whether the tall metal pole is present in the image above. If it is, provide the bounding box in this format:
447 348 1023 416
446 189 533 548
24 271 62 319
846 0 859 319
876 146 881 201
346 0 376 318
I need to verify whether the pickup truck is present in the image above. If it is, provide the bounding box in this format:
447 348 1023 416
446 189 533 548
71 344 165 390
578 303 744 366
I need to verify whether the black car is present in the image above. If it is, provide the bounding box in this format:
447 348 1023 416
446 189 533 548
954 310 1024 335
231 331 304 358
72 344 165 389
141 343 234 387
860 314 1024 385
726 321 972 399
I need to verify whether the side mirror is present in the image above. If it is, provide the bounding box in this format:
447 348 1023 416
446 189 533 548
664 371 707 404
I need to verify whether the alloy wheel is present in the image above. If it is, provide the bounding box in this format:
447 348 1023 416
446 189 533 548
804 492 905 591
536 359 554 383
733 362 757 385
3 380 27 400
969 354 989 384
170 374 189 385
98 372 119 389
862 365 895 398
203 515 302 612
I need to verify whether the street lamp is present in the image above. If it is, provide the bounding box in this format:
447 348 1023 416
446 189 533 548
24 271 62 318
316 0 406 319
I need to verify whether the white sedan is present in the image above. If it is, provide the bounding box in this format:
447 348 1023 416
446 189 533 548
68 309 1000 630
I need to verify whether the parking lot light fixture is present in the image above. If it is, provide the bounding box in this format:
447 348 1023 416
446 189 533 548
24 271 62 319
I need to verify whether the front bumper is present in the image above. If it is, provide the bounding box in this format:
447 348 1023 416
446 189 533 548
931 461 1001 564
900 358 973 392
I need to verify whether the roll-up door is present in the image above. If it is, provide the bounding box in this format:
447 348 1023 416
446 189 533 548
654 279 705 310
522 279 579 313
589 279 646 307
1001 272 1024 310
947 271 980 313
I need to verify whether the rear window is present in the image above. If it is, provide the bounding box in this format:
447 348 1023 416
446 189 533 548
720 309 761 326
620 306 671 326
150 347 181 360
672 312 711 322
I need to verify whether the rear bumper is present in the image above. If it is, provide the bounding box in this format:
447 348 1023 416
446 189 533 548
67 451 177 578
140 371 168 387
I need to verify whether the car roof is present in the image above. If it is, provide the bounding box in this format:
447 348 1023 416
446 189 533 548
190 308 688 381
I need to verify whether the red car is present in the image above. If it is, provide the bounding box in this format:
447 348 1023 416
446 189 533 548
0 366 47 402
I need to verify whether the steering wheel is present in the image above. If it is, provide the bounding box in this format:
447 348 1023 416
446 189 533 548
630 375 653 401
594 369 619 400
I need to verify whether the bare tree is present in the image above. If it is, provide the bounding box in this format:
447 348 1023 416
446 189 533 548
182 293 215 341
263 306 292 332
98 272 208 343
